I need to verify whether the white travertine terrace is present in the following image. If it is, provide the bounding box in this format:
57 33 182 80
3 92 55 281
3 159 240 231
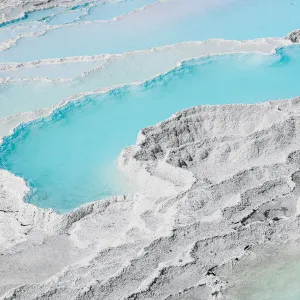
0 38 291 80
1 0 300 296
2 97 300 299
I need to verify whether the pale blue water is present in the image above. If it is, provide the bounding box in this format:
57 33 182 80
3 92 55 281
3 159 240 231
80 0 157 21
1 0 300 62
46 0 158 25
46 8 86 26
1 45 300 213
25 7 66 22
0 0 157 29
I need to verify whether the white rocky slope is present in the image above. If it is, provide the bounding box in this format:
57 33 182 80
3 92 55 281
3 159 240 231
1 97 300 299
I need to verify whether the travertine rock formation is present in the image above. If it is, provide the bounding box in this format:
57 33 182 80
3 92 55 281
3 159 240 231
1 98 300 299
288 29 300 43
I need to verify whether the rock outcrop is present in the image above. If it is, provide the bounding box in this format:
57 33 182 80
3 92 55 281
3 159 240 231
288 29 300 43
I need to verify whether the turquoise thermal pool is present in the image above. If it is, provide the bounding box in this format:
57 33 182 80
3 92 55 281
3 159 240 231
1 45 300 212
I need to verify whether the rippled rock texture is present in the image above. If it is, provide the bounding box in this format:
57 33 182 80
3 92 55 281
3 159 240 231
2 98 300 299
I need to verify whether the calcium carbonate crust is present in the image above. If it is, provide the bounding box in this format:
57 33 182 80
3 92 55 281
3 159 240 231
2 97 300 299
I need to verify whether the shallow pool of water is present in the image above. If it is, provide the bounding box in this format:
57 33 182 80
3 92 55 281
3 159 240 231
1 0 300 62
1 45 300 212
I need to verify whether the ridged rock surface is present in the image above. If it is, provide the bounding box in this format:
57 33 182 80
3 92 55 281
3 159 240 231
2 98 300 299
